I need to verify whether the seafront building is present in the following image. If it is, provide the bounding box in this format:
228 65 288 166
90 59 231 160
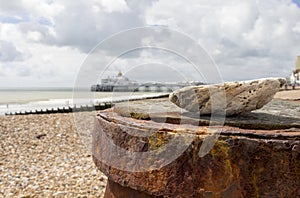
296 56 300 81
290 56 300 87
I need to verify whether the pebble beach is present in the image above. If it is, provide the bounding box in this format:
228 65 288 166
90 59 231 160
0 113 107 197
0 89 299 197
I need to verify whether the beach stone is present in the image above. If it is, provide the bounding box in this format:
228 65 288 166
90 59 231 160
169 78 286 116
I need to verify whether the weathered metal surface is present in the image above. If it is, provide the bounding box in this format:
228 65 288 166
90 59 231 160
93 98 300 197
104 180 157 198
113 98 300 130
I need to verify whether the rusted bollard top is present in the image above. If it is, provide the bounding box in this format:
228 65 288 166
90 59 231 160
93 97 300 198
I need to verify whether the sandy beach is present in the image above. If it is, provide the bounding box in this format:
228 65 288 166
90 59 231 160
275 88 300 101
0 89 299 197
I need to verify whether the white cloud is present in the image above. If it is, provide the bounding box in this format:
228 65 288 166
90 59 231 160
146 0 300 80
98 0 129 13
0 0 300 87
26 31 42 41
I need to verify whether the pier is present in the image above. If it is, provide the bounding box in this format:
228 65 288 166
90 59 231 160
91 82 204 92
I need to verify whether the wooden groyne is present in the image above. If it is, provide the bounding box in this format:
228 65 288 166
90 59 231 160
4 103 113 116
4 94 169 116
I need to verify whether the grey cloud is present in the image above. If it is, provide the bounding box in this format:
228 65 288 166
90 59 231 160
238 49 270 58
17 67 31 77
19 22 50 40
125 0 158 12
75 27 220 89
0 72 5 77
43 0 157 53
2 0 300 87
125 63 186 82
0 41 24 62
147 0 300 81
0 0 23 15
220 37 237 49
1 0 157 53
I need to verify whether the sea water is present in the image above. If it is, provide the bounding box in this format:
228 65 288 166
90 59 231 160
0 88 168 116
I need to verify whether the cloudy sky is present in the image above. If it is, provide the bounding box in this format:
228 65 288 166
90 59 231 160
0 0 300 87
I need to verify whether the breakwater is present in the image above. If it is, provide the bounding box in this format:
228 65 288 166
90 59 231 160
4 93 169 116
4 103 113 116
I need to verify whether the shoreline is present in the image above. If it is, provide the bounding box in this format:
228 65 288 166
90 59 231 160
1 93 169 116
2 88 298 116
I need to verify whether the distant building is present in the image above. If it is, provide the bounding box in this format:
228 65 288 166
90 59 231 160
294 56 300 83
91 71 139 92
91 71 204 92
296 56 300 71
290 56 300 88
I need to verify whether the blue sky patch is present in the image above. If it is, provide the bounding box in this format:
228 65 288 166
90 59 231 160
37 17 53 26
0 15 30 24
293 0 300 7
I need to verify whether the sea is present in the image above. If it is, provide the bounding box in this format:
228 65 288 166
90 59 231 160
0 88 168 116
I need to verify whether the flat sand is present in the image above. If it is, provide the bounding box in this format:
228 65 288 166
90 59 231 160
274 89 300 101
0 113 107 197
